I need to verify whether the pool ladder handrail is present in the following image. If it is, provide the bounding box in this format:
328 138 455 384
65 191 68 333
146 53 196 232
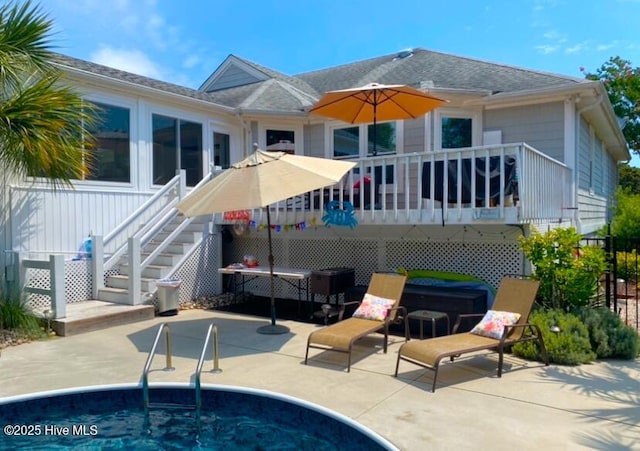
142 323 175 412
195 322 222 422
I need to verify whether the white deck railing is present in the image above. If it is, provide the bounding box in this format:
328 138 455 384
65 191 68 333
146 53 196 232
240 143 570 226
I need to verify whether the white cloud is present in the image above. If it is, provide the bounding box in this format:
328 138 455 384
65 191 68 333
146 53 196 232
596 43 615 52
542 30 567 43
182 55 200 69
535 45 558 55
90 46 163 79
565 43 586 54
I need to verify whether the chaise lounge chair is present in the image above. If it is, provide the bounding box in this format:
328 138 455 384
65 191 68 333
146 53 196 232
305 272 407 372
395 277 548 392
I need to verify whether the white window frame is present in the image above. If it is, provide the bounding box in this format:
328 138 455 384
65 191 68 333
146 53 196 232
148 104 208 188
327 120 403 159
56 93 138 189
257 122 303 154
433 108 482 150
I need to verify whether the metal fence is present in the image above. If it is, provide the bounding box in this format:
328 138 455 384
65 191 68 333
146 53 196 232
583 234 639 331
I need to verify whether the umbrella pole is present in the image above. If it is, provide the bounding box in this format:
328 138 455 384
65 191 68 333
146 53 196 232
372 92 377 156
256 207 290 335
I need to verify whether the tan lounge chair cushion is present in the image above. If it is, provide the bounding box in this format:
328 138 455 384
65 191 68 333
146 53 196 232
307 317 383 351
399 332 499 368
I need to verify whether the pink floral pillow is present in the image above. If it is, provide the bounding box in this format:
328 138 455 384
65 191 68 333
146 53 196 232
352 293 396 321
470 310 521 339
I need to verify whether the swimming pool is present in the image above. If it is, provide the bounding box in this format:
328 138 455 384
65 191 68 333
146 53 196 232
0 383 398 450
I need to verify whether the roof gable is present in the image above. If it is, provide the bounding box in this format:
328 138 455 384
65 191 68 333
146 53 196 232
199 55 270 92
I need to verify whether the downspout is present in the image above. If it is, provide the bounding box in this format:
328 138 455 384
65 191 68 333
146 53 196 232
574 93 604 231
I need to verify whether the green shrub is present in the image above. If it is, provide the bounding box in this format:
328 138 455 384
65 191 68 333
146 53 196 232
0 283 42 335
519 227 608 310
609 189 640 240
512 309 596 365
574 306 639 359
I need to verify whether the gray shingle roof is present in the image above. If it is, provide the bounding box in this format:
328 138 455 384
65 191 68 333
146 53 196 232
208 47 587 112
52 53 224 106
295 47 586 95
53 48 588 115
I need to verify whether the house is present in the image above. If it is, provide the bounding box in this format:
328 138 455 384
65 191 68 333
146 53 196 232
1 48 629 322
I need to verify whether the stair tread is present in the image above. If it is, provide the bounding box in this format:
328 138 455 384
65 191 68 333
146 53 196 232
109 274 157 281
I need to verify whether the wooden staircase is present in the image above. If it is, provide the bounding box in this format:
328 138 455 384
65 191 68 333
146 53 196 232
53 215 209 336
96 215 208 304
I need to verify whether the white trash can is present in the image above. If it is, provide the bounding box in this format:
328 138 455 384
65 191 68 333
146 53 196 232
156 278 182 316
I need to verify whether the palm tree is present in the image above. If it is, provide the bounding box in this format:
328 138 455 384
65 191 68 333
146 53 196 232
0 1 97 288
0 0 96 186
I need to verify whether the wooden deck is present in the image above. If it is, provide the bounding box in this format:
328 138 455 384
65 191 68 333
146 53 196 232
52 300 155 336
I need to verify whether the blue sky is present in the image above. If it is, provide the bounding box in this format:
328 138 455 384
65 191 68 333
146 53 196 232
38 0 640 165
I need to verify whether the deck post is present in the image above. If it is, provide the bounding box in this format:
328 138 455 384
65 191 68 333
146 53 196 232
50 254 66 319
128 237 141 305
91 235 104 299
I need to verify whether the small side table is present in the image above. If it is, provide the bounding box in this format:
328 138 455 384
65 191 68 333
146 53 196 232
407 310 450 339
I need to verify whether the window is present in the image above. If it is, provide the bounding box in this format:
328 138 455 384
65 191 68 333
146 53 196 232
367 122 396 155
332 122 396 158
333 126 359 158
152 114 203 186
266 129 295 153
332 122 397 185
87 102 131 182
213 132 230 169
441 117 472 149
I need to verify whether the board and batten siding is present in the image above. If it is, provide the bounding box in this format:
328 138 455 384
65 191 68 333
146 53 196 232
484 102 565 162
9 187 163 257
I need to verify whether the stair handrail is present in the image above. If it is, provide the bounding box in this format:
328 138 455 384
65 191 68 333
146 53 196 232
104 173 183 245
132 172 215 274
126 172 215 304
194 322 222 422
142 323 175 413
139 214 198 273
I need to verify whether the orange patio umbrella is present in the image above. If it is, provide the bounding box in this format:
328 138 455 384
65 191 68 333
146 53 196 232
309 82 447 155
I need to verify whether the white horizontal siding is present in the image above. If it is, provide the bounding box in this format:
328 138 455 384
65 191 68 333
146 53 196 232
403 117 425 154
577 117 592 190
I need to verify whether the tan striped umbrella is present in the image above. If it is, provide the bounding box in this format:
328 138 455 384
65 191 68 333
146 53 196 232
177 148 355 334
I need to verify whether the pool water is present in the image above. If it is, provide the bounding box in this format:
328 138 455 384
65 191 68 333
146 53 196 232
0 384 396 450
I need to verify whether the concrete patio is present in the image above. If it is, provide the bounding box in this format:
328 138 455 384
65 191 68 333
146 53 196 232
1 308 639 450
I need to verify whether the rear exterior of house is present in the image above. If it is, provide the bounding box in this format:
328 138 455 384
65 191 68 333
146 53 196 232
0 48 629 316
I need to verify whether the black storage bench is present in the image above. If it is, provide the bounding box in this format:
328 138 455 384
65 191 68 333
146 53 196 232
346 283 487 336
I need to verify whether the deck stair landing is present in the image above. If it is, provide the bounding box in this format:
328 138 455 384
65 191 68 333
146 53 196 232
52 300 155 336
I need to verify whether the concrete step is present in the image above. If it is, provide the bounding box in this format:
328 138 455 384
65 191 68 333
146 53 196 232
51 300 155 336
107 274 157 292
